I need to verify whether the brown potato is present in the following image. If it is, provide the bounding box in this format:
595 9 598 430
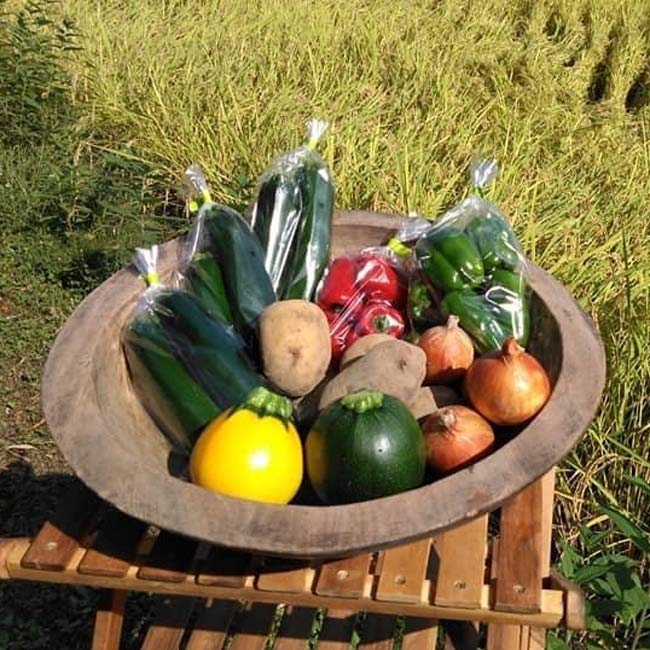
409 387 438 420
260 300 331 397
340 333 395 368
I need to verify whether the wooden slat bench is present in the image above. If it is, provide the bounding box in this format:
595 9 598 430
0 470 584 649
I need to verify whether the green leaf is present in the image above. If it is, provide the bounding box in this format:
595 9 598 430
601 504 650 554
626 474 650 495
546 634 570 650
574 563 613 585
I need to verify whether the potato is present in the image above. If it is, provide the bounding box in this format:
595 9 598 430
319 339 426 411
260 300 331 397
340 333 395 368
409 387 438 420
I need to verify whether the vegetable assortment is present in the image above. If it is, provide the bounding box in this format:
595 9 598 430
122 140 553 508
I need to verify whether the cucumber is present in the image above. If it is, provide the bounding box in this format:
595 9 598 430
281 157 334 300
154 289 265 411
184 252 233 325
202 205 276 341
122 310 220 450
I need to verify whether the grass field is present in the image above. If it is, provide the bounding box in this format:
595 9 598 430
1 0 649 647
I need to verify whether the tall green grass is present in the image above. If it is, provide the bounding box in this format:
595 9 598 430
2 0 649 646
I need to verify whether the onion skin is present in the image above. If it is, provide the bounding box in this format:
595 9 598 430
422 405 495 472
465 337 551 426
418 316 475 384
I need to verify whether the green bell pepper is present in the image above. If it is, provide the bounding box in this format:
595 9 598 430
464 213 520 272
415 228 484 292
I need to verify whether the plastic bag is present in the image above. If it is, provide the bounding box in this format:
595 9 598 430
316 224 418 365
122 246 220 451
179 165 276 347
250 118 334 301
410 159 531 353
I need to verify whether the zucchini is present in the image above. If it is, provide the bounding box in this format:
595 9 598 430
184 252 233 325
154 289 265 411
122 310 219 450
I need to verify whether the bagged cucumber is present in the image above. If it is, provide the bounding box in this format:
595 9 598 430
251 119 334 301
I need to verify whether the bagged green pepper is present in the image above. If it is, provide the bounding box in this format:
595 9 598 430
410 159 531 352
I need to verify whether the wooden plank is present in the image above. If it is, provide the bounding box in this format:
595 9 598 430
186 598 238 650
141 595 196 650
4 540 566 628
526 627 546 650
549 570 586 630
432 515 488 608
540 469 555 577
274 606 316 650
318 609 357 650
375 538 431 603
402 617 438 650
443 621 479 649
360 613 395 649
494 479 543 613
486 624 522 650
316 554 373 598
197 546 253 588
21 482 99 571
137 531 197 583
79 509 146 578
255 557 314 594
229 602 277 650
91 589 126 650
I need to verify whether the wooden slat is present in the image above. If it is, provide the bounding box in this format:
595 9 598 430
317 609 357 650
375 538 431 603
494 479 543 613
79 509 146 578
186 598 238 650
229 602 277 650
402 617 438 650
443 621 479 650
197 547 253 587
141 595 196 650
255 557 314 594
21 483 99 571
540 470 555 577
92 589 126 650
360 613 395 649
526 627 546 650
433 515 488 608
486 624 522 650
274 606 317 650
316 554 373 598
137 532 197 583
519 626 530 650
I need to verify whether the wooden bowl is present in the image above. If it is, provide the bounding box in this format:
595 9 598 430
42 211 606 558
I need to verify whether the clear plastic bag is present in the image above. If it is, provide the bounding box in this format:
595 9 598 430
250 118 334 301
410 159 531 353
122 246 220 451
316 224 418 365
180 165 276 347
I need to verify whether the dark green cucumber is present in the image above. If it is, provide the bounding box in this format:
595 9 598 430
464 212 520 271
184 252 233 325
251 174 302 294
122 310 219 449
154 289 265 411
281 157 334 300
305 390 425 504
202 205 276 341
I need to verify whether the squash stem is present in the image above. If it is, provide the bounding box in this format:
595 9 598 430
341 389 384 414
244 386 293 421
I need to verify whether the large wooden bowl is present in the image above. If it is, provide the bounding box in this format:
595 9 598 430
42 211 606 558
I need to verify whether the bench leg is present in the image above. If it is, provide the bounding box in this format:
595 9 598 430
92 589 126 650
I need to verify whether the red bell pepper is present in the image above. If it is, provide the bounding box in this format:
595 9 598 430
318 257 358 309
355 252 401 303
355 300 405 338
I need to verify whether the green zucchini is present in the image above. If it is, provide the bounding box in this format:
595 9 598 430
154 289 265 411
306 389 425 504
184 252 233 325
122 310 219 450
202 205 276 343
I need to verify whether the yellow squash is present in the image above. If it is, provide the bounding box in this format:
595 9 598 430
189 387 303 504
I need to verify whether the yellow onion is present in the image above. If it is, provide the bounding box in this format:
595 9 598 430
422 405 494 472
418 316 474 384
465 337 551 426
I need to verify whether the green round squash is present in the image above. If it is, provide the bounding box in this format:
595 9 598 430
305 389 426 504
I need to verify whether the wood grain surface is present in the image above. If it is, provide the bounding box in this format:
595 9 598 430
41 210 607 558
